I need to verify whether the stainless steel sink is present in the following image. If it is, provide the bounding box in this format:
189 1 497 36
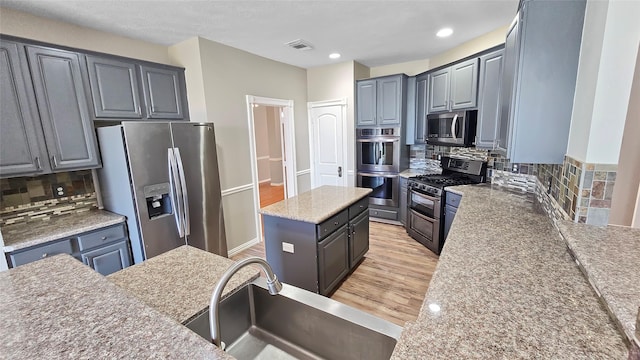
184 277 402 360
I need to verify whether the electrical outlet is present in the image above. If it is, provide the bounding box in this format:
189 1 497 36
512 164 519 173
51 183 66 198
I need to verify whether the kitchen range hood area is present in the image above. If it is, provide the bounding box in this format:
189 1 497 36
1 0 639 359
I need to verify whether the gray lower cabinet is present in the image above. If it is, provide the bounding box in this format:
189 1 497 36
476 48 504 149
86 55 143 119
443 191 462 240
81 240 131 276
26 45 101 172
5 223 131 276
399 177 408 226
498 0 586 164
0 40 50 177
139 65 186 120
318 225 349 295
264 198 369 296
349 210 369 268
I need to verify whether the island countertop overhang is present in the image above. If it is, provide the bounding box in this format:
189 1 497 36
259 185 372 224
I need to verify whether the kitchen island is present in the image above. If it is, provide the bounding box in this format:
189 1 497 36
391 184 629 359
260 185 371 295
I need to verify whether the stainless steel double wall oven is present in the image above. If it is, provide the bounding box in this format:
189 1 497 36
356 127 401 207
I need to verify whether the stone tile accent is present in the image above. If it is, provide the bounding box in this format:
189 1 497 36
0 170 97 226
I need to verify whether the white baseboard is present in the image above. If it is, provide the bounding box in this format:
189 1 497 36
228 237 261 257
258 178 271 184
270 182 284 186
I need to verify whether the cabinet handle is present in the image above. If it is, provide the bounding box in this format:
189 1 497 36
41 253 48 258
151 105 156 113
138 106 142 115
51 155 58 168
34 156 41 170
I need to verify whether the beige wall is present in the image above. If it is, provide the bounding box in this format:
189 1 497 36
354 61 370 80
169 36 308 251
253 106 270 183
307 61 358 185
266 107 283 185
609 45 640 226
370 24 509 77
168 37 208 122
0 7 174 65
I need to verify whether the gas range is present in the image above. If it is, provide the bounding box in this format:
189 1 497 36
407 174 481 197
405 157 487 255
407 157 487 197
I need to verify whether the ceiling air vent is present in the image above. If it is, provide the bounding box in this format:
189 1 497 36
285 39 314 51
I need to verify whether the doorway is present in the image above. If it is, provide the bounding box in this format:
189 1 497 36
252 104 285 208
246 96 297 241
308 99 348 188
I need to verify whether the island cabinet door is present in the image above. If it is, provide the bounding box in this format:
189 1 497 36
349 210 369 269
317 225 349 296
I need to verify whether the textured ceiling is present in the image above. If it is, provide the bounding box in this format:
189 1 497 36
1 0 518 68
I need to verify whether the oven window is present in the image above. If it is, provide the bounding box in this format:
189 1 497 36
410 191 436 218
361 176 394 200
360 142 395 166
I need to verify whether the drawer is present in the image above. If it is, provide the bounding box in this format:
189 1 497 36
445 191 462 208
77 224 126 251
316 210 348 241
348 197 369 219
9 238 74 267
369 208 398 221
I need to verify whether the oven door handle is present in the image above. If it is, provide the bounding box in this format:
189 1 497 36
409 208 438 224
356 138 400 143
358 172 398 178
409 188 441 203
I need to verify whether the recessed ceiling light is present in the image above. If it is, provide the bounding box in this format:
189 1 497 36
329 53 341 59
436 28 453 38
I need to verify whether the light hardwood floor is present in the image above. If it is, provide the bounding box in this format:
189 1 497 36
258 183 284 208
230 221 439 326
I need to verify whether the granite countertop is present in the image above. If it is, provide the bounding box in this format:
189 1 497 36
109 245 259 324
557 221 640 351
2 209 125 252
259 185 372 224
391 184 627 359
0 254 230 359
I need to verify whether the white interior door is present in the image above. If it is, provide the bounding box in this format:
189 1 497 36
309 101 347 188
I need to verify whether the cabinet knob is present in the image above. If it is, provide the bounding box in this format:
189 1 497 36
41 253 48 258
334 221 339 226
101 236 107 240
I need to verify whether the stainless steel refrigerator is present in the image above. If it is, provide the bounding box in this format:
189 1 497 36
96 122 227 263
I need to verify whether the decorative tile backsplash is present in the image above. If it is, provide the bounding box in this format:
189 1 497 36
408 145 617 226
0 170 98 226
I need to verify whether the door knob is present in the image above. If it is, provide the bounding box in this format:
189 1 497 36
338 166 342 177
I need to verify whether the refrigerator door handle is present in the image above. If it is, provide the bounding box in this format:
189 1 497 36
174 147 191 237
168 148 185 238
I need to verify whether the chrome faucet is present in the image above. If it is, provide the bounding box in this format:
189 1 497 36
209 257 283 348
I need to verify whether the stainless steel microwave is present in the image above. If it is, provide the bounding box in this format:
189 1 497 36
426 110 477 147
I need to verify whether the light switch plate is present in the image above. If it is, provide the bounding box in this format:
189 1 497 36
282 242 294 253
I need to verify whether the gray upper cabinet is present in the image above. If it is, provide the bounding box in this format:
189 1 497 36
377 76 402 126
414 75 428 143
427 68 450 113
139 65 186 120
497 0 586 164
356 74 406 127
356 80 377 126
450 58 478 110
476 49 504 149
86 56 143 119
428 58 479 114
26 45 101 171
0 40 50 178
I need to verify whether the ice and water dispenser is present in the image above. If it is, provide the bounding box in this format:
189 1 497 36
144 183 172 219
